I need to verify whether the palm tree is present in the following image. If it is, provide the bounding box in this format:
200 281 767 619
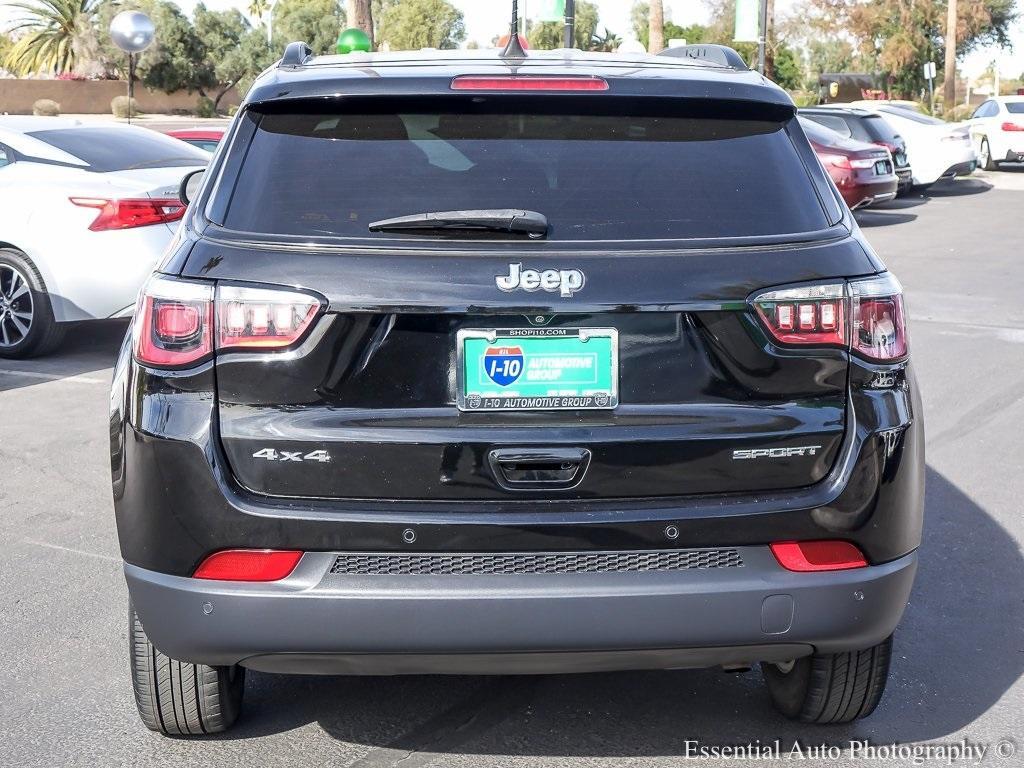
248 0 273 44
590 27 621 53
4 0 97 75
648 0 664 54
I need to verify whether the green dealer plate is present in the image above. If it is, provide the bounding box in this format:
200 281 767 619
457 328 619 411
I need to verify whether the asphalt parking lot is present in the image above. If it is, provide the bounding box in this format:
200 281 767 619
1 169 1022 767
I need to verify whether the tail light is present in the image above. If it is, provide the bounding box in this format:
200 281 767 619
770 541 868 572
1000 121 1024 131
193 549 303 581
70 197 185 231
819 153 879 171
134 275 322 368
752 273 907 362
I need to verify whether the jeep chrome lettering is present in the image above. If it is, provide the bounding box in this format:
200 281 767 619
732 445 822 460
496 263 585 298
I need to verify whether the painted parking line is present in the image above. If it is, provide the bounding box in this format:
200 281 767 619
0 368 107 384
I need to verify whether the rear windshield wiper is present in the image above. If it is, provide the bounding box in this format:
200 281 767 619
368 209 547 238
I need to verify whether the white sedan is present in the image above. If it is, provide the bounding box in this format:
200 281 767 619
966 95 1024 170
0 117 208 357
845 101 976 188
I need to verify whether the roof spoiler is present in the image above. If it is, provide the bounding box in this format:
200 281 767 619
657 44 748 71
279 41 313 69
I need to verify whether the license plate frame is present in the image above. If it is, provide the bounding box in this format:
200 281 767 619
456 327 619 412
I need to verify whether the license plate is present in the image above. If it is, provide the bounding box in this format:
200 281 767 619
874 160 892 175
457 328 618 411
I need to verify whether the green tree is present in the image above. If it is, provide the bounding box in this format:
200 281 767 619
194 4 274 110
95 0 207 92
804 38 858 89
773 42 802 90
590 27 621 53
377 0 464 51
272 0 345 55
248 0 269 20
805 0 1017 97
631 2 705 50
3 0 97 75
528 0 597 50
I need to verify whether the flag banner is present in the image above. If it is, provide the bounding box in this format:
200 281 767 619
734 0 760 42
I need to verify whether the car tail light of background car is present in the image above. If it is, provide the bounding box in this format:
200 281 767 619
752 273 907 362
818 153 883 172
134 275 322 368
69 197 186 231
1000 121 1024 132
942 128 972 143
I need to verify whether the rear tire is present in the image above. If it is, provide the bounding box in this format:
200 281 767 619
0 248 65 359
979 137 999 171
761 635 892 723
129 602 245 735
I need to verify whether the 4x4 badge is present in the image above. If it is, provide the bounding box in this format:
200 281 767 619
496 263 585 298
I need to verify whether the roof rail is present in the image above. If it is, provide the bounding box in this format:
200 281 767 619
657 44 748 71
279 41 313 69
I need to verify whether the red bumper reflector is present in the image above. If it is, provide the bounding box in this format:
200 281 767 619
451 75 609 91
770 541 868 572
193 549 303 581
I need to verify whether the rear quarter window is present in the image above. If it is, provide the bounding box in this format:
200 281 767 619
219 106 831 242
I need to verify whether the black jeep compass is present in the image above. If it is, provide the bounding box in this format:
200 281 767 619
110 42 923 735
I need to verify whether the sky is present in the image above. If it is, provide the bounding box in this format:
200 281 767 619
3 0 1023 81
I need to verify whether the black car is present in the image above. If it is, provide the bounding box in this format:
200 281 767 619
110 42 923 735
800 106 914 194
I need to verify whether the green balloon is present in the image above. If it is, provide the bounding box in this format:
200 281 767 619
337 28 372 54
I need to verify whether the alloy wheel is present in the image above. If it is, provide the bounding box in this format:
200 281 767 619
0 264 34 349
979 139 991 169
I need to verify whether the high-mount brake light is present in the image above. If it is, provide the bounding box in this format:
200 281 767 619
752 274 907 362
451 75 609 91
134 276 322 368
70 197 185 231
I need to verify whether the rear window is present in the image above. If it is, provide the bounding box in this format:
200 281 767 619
799 116 844 146
878 106 943 125
221 109 830 241
1007 102 1024 114
862 115 900 142
27 127 209 172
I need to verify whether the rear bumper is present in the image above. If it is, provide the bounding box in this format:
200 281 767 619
126 548 917 674
942 160 977 178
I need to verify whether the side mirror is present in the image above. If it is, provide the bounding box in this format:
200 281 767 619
179 169 205 207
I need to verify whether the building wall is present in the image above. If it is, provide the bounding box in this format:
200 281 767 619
0 79 240 115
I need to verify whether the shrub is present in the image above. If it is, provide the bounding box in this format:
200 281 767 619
195 96 217 118
945 103 975 123
32 99 61 116
788 90 818 107
111 95 140 118
227 104 239 117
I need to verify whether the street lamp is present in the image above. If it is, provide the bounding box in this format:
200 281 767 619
109 11 155 125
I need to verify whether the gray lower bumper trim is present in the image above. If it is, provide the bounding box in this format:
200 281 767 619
241 645 813 676
126 548 917 674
